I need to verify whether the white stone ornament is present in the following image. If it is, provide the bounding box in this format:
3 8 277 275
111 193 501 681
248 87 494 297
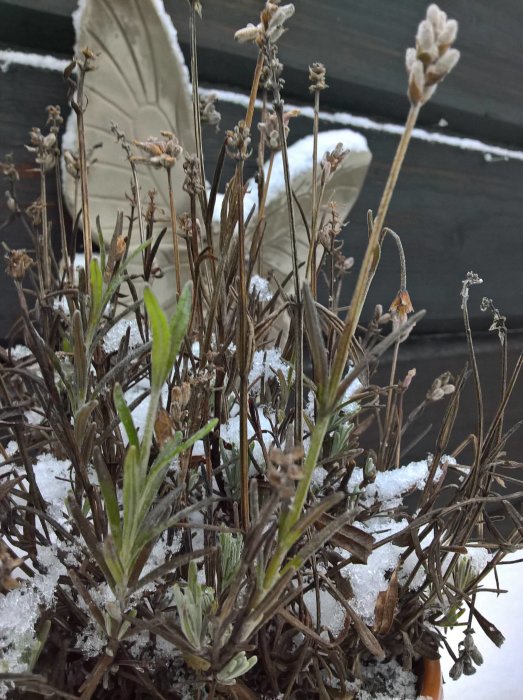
64 0 372 316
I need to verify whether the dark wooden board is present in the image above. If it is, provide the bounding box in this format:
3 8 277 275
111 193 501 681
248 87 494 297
0 64 521 458
199 101 523 334
374 329 523 460
0 65 69 338
2 0 523 147
1 65 523 335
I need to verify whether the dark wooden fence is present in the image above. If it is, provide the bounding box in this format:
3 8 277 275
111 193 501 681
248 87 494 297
1 0 522 458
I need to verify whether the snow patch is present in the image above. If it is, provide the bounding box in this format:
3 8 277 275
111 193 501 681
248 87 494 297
249 275 273 301
342 518 406 624
0 49 68 73
102 318 143 354
200 86 523 163
303 588 346 636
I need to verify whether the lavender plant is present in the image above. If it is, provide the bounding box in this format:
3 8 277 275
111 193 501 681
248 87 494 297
0 2 522 699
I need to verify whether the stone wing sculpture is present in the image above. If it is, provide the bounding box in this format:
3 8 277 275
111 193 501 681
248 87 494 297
243 130 371 286
64 0 372 315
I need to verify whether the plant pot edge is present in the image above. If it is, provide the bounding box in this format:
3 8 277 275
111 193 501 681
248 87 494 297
420 658 443 700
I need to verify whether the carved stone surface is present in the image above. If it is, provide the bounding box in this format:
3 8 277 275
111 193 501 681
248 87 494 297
63 0 371 315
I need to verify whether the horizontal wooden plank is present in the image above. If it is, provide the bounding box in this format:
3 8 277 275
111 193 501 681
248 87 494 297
1 0 523 148
199 100 523 334
1 65 521 460
1 64 523 337
0 0 75 56
374 329 523 459
165 0 523 147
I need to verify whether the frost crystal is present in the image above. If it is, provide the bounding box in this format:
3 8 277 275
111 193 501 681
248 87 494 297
248 348 291 392
102 318 143 353
249 275 273 301
221 406 275 465
347 658 420 699
33 452 72 522
465 546 492 575
342 518 406 624
303 588 346 636
348 456 455 509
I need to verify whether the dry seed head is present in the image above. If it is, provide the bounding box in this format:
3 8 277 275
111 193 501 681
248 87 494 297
309 62 328 92
46 104 63 133
321 143 349 179
449 658 464 681
406 4 460 105
5 249 34 279
78 46 98 71
226 120 252 160
389 289 414 326
199 93 221 130
183 154 204 195
26 127 57 171
461 270 483 309
26 198 43 226
63 149 80 179
132 132 183 169
268 446 304 499
258 109 299 151
235 2 294 45
426 371 455 401
0 156 19 182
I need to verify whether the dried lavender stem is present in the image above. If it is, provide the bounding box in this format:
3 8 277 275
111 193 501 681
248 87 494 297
167 168 181 299
39 168 50 290
327 103 421 404
274 103 304 447
54 161 72 285
380 228 408 467
309 88 320 298
257 150 275 223
236 161 250 529
245 52 264 129
189 5 208 228
75 67 92 292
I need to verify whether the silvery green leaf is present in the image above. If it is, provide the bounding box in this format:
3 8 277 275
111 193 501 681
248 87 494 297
216 652 257 684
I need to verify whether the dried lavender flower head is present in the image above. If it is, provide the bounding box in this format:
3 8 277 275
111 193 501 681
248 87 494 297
258 109 299 151
406 4 460 105
235 2 295 45
309 62 328 92
226 120 252 161
132 131 183 169
5 249 34 279
321 143 349 180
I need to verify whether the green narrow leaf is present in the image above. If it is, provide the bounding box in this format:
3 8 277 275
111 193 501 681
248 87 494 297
143 286 171 390
74 399 98 443
66 494 115 586
137 419 218 526
303 282 328 391
93 447 122 549
133 496 216 553
122 445 141 552
88 258 104 335
168 281 193 368
113 382 139 449
102 535 125 586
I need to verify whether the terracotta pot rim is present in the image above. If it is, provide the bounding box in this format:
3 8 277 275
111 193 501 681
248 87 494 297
420 658 443 700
